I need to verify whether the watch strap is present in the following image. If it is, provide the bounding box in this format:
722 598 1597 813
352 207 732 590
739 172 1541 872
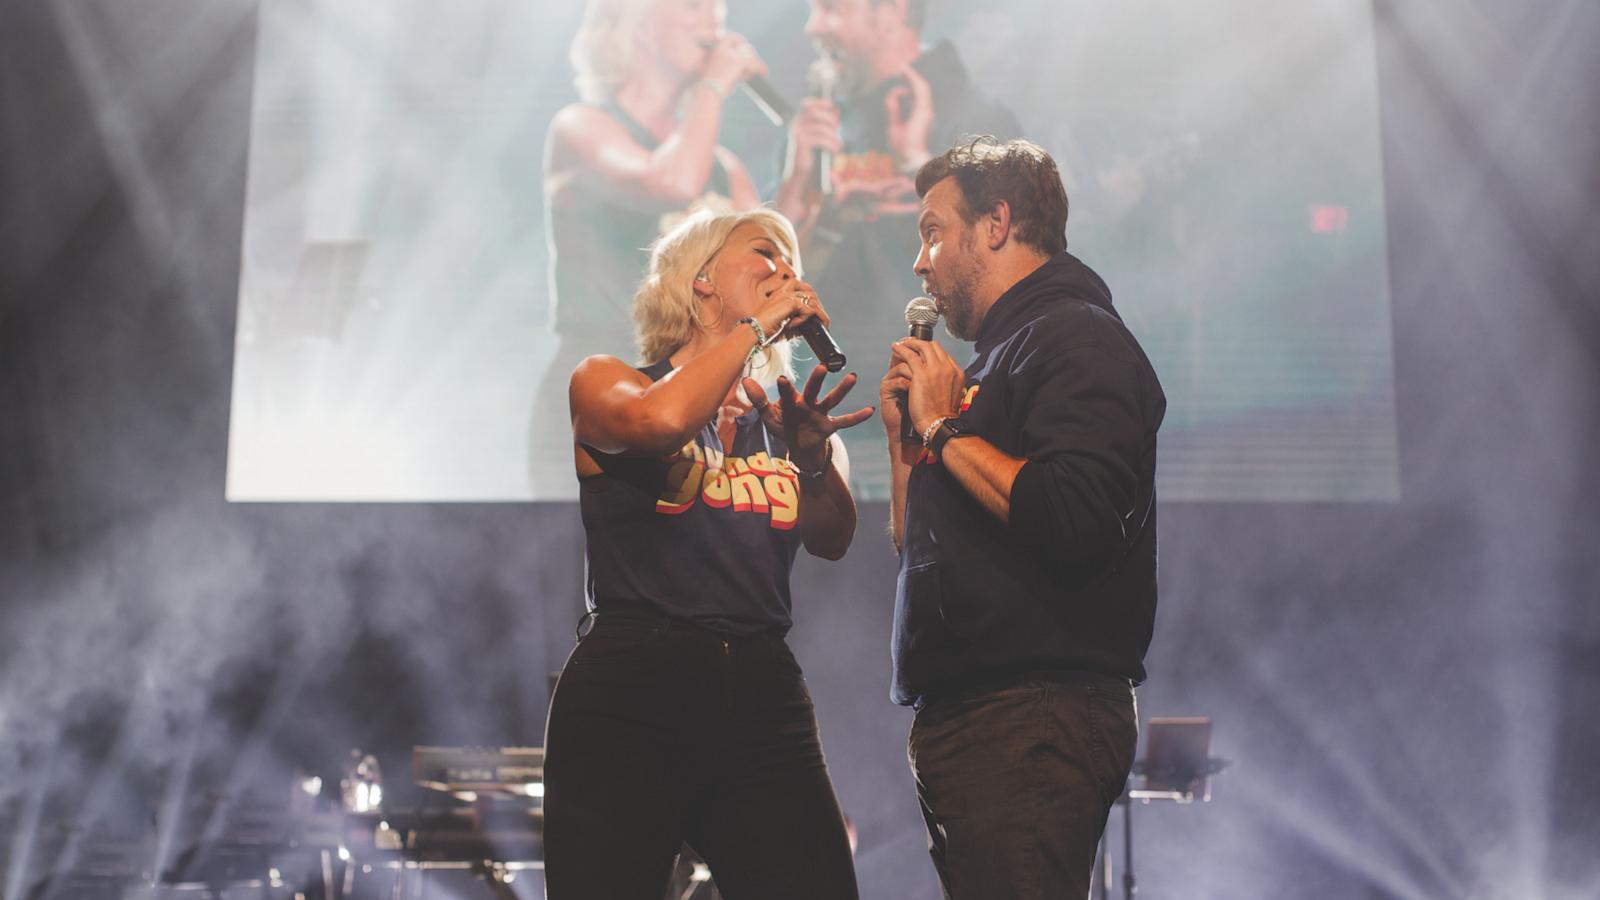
929 417 974 458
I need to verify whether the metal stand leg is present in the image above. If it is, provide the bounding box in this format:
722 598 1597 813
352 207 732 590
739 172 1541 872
1122 797 1136 900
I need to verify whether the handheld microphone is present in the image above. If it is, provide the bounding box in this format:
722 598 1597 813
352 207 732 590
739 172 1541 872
697 39 792 126
900 297 939 442
740 75 792 126
796 317 847 372
808 57 838 196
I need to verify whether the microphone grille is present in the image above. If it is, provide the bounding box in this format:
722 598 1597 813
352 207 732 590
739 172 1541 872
905 296 940 327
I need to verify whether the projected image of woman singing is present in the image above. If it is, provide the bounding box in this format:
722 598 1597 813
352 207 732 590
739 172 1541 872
541 208 870 898
531 0 778 488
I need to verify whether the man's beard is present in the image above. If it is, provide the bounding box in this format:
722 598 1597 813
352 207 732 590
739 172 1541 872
818 47 875 98
941 287 978 341
936 237 983 340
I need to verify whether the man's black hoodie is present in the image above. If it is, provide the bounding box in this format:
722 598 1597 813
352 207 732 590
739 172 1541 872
891 251 1166 707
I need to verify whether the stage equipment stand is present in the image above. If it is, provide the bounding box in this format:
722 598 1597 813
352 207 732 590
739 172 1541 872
1096 717 1230 900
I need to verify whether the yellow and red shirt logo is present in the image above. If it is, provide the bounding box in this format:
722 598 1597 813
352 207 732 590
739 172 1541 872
959 384 980 413
654 442 801 531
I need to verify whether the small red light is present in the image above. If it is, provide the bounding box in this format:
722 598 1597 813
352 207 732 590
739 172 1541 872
1310 205 1350 234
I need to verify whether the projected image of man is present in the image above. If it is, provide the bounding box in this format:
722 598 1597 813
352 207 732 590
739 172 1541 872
881 137 1166 898
776 0 1022 497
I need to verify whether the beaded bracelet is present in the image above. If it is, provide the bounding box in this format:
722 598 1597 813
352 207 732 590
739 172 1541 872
737 316 767 348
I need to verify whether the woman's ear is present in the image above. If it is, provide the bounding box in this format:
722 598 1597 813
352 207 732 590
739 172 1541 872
692 271 715 297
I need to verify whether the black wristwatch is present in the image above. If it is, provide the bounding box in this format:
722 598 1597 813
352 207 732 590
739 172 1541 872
926 416 977 457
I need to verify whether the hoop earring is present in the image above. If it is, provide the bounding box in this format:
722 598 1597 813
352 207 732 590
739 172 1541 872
693 291 725 329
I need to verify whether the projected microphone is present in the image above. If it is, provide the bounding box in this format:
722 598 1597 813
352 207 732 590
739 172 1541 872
699 38 792 126
741 75 794 126
808 57 839 196
900 296 939 442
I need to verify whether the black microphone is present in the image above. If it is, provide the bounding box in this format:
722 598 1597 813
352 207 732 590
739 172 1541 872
796 317 846 372
698 39 792 126
900 297 939 443
740 75 792 126
807 57 838 196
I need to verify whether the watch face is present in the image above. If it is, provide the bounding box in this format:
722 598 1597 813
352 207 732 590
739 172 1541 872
930 417 974 454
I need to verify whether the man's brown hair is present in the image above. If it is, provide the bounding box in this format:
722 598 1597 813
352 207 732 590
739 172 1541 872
914 136 1068 256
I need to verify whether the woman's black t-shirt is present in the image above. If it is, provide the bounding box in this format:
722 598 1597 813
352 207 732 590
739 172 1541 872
579 360 805 635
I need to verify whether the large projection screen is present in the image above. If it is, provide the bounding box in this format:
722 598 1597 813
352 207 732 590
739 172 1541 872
227 0 1398 502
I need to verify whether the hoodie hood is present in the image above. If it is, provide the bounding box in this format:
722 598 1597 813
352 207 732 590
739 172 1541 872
974 251 1116 355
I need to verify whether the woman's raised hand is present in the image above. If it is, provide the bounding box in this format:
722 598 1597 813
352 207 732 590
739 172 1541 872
742 365 875 471
702 33 767 96
751 278 829 343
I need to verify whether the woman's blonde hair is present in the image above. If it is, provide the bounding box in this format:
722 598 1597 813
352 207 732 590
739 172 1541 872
634 208 802 382
569 0 663 103
572 0 652 101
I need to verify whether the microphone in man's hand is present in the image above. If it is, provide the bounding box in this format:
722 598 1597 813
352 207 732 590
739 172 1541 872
906 296 938 341
807 57 839 196
900 297 940 442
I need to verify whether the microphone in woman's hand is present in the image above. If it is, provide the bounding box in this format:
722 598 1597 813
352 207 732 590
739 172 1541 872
742 75 793 126
699 39 792 125
796 317 846 372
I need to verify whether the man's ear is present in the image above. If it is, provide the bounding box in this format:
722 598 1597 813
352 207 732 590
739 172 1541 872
986 200 1013 251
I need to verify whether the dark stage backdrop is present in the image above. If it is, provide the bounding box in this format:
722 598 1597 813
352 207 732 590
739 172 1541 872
3 1 1599 898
